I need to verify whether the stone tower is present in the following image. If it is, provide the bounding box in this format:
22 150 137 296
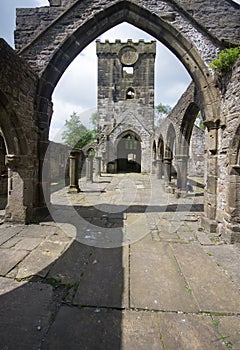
96 39 156 173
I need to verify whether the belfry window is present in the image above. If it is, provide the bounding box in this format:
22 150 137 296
126 87 135 99
123 66 133 75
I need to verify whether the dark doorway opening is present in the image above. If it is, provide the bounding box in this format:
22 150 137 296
117 133 141 173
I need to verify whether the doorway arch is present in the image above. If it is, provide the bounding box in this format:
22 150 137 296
116 131 141 173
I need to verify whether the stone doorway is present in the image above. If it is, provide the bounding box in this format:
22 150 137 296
117 133 141 173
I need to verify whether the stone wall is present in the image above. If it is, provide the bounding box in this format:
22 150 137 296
48 141 70 181
0 39 39 222
188 125 205 177
15 0 240 55
217 59 240 242
14 0 235 76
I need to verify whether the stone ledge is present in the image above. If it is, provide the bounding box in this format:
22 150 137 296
200 215 217 233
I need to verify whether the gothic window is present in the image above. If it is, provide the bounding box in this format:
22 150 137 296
125 135 137 150
126 87 135 100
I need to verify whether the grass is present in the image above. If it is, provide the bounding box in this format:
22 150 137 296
185 284 193 293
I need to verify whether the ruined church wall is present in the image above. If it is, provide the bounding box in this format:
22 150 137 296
188 125 205 177
0 39 38 157
15 0 240 54
217 59 240 242
14 0 239 76
0 39 40 222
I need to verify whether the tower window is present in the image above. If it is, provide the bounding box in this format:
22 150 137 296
126 87 135 100
123 66 133 75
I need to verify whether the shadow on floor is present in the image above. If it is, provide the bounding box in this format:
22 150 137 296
0 236 124 349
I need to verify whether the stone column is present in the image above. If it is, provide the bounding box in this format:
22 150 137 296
175 155 189 190
152 160 156 174
220 165 240 243
68 151 80 193
86 155 94 182
5 154 39 223
201 121 219 233
156 159 163 179
95 156 102 176
163 157 172 184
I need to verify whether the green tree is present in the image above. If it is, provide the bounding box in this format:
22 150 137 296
155 103 172 127
62 112 96 148
209 46 240 73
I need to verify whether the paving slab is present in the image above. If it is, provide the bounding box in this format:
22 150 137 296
0 248 29 276
18 224 57 238
0 225 24 246
121 311 164 349
10 237 43 251
0 277 53 350
16 237 71 279
215 316 240 350
74 246 129 308
47 240 94 284
43 306 163 350
171 244 240 313
159 313 226 350
130 241 198 312
125 214 149 244
42 306 123 350
202 245 240 289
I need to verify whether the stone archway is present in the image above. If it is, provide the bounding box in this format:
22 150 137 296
13 0 240 236
164 122 176 185
176 102 200 190
116 131 141 173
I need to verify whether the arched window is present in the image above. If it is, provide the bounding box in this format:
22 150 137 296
126 87 135 99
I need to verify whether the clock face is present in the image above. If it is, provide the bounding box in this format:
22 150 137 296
120 46 138 66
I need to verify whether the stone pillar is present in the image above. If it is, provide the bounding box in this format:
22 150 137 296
175 155 189 190
156 159 163 179
5 155 39 223
220 166 240 243
101 152 106 173
163 157 172 184
68 151 80 193
86 155 94 182
201 121 219 233
95 156 102 176
152 160 156 174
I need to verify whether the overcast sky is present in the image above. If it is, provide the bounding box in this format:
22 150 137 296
0 0 239 141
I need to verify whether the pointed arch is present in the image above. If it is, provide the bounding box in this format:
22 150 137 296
0 90 28 156
27 0 220 135
116 130 141 173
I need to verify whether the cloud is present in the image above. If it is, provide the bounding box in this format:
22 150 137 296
36 0 49 6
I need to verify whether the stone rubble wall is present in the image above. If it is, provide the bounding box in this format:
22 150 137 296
217 59 240 241
14 0 240 75
188 125 205 177
0 39 38 156
15 0 240 54
0 39 40 222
